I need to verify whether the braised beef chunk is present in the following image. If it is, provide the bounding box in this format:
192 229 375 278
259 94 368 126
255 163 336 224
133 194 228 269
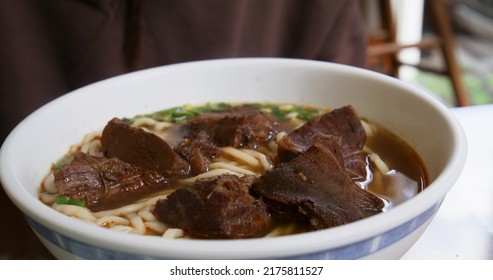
277 105 368 180
253 137 384 229
153 174 272 239
278 105 366 156
54 152 169 211
183 105 277 148
101 118 190 177
174 131 220 175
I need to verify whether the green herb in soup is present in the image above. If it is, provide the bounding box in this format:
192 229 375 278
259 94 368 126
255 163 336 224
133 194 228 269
55 195 86 208
128 103 326 124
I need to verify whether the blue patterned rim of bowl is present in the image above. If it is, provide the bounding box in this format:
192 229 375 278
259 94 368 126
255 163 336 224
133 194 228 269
24 201 441 260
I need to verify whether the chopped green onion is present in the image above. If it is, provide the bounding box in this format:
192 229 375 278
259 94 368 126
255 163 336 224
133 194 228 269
128 102 325 124
55 195 86 208
53 154 74 170
294 108 324 121
129 103 234 124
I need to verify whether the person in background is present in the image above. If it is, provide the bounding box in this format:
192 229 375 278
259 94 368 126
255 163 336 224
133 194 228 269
0 0 367 259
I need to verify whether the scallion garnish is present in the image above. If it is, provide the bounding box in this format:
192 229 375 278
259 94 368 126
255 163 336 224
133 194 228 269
55 195 86 208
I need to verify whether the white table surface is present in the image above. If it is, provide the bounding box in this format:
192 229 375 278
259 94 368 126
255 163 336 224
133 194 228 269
401 104 493 259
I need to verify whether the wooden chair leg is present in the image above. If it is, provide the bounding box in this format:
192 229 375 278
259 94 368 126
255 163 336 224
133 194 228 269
380 0 400 77
428 0 470 106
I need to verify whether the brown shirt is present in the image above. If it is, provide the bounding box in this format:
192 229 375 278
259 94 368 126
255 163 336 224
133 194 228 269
0 0 367 144
0 0 367 259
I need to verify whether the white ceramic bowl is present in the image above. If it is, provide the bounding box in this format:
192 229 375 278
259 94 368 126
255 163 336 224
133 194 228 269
0 58 467 259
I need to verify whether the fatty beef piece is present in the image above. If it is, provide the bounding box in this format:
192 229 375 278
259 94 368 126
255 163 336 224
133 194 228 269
101 117 190 178
54 118 191 211
174 130 220 175
253 135 384 230
182 105 278 148
53 152 169 212
277 105 368 181
153 174 272 239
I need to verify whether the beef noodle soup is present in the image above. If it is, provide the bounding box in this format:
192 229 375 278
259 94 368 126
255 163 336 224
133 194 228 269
39 103 428 239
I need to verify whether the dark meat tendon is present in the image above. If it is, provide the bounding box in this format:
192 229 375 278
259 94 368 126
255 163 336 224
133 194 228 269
174 131 220 175
153 174 272 239
54 152 169 212
183 105 278 148
277 105 368 181
253 137 384 229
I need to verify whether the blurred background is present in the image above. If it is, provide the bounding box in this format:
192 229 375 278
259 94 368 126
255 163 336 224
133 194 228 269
365 0 493 107
0 0 492 259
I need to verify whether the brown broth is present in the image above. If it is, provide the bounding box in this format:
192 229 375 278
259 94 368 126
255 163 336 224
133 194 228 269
364 123 428 209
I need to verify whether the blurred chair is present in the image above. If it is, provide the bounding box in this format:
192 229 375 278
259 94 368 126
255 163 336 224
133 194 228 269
367 0 470 106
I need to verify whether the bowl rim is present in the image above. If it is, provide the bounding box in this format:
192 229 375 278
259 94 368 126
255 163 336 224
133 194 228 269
0 58 468 259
